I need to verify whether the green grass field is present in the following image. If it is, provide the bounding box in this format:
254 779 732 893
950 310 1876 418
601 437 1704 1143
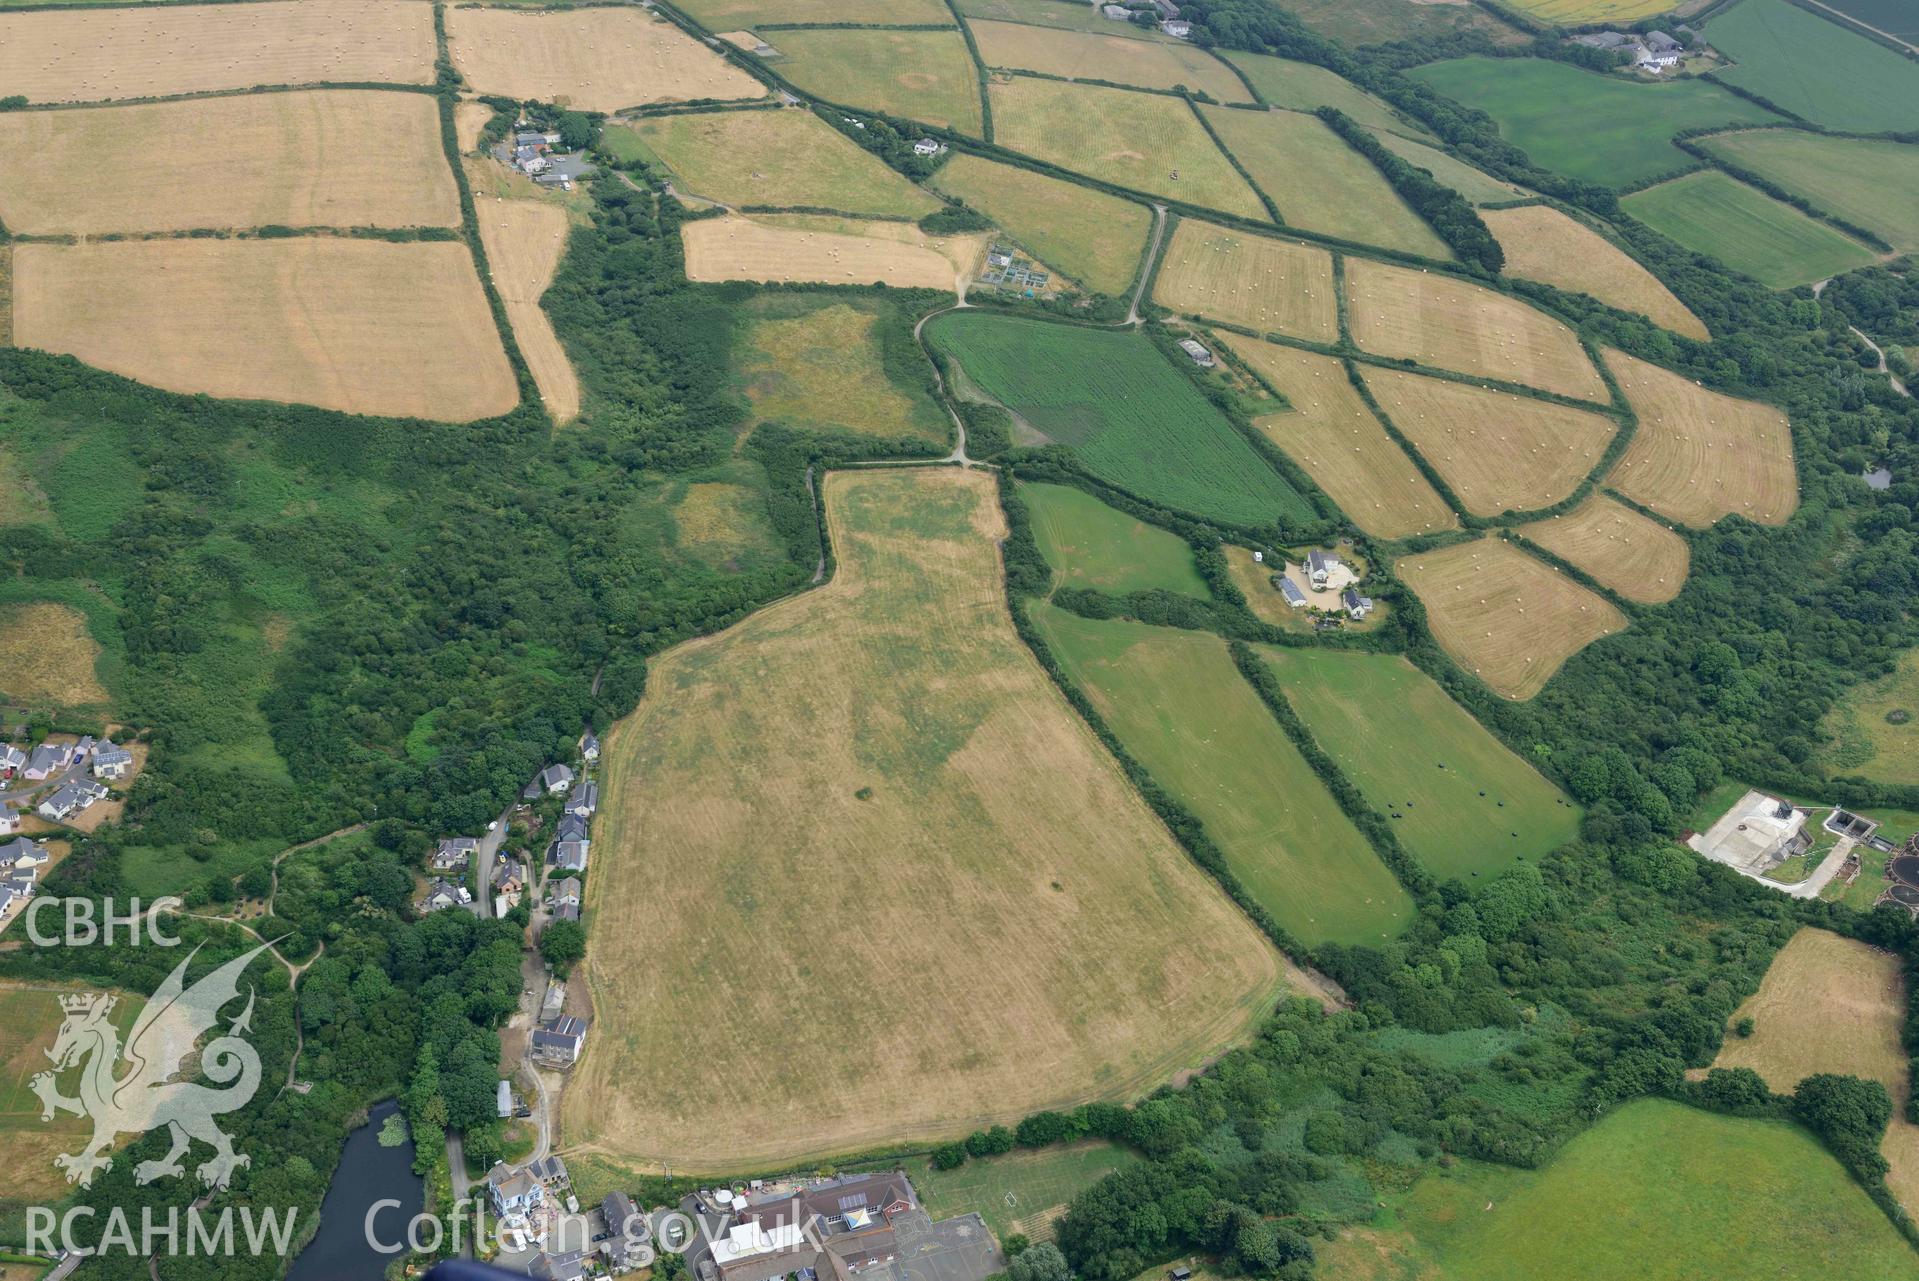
1812 0 1919 41
1820 647 1919 785
924 312 1311 527
906 1142 1140 1243
1703 130 1919 254
1369 132 1529 205
1622 169 1877 288
1408 57 1780 188
1264 0 1526 48
1223 52 1424 137
770 28 984 136
988 78 1267 220
1021 482 1208 598
604 110 939 218
957 0 1180 38
1347 1100 1919 1279
930 153 1152 295
1200 105 1451 258
1707 0 1919 133
733 293 951 447
1033 605 1415 946
1255 648 1581 882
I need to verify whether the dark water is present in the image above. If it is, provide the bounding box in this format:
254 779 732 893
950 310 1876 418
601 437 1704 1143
288 1100 425 1281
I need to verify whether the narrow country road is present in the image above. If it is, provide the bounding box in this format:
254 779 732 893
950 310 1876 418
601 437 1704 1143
1849 325 1910 398
469 798 520 920
1128 203 1168 326
913 303 975 466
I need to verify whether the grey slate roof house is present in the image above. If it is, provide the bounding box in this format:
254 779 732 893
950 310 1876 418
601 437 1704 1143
580 730 601 763
565 780 598 817
549 840 589 873
1306 549 1339 589
433 838 478 871
532 1249 588 1281
38 780 108 823
555 813 590 844
91 740 134 781
1341 588 1374 620
0 805 18 836
1 837 48 867
0 744 25 777
551 877 582 908
532 1016 588 1067
23 742 72 781
421 879 471 913
540 763 575 795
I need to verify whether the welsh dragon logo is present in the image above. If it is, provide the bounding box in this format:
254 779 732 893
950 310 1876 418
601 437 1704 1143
30 942 271 1190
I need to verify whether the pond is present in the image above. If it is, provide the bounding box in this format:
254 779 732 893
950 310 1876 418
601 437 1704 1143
288 1100 425 1281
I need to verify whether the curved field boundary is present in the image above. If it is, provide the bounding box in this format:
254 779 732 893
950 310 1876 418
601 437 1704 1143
1396 537 1628 701
1344 256 1609 402
1516 493 1690 604
569 468 1291 1170
1602 347 1798 528
1359 366 1618 517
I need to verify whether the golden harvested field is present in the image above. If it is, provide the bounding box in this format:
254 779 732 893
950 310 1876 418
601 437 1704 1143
455 100 495 153
13 240 517 425
1397 538 1627 700
1153 221 1337 343
1518 494 1690 604
1201 105 1451 260
737 300 950 446
773 28 984 135
1603 349 1797 528
1713 928 1919 1217
677 0 952 24
1361 367 1617 516
571 469 1287 1168
0 603 106 708
0 0 434 103
0 982 143 1208
1484 205 1708 341
990 78 1267 220
0 91 456 237
1344 258 1608 402
970 21 1251 102
612 110 939 218
682 214 984 294
931 155 1150 297
446 5 766 113
475 197 580 425
1219 336 1455 539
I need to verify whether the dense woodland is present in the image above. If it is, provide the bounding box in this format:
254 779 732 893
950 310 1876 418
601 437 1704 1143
5 0 1919 1277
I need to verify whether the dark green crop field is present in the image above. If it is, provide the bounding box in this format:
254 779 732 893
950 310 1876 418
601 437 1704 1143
925 312 1312 526
1706 0 1919 133
1408 57 1779 188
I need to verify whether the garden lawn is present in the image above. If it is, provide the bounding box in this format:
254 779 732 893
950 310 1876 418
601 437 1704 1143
1706 0 1919 133
1034 605 1415 946
906 1142 1141 1244
1021 482 1207 598
924 312 1310 527
1256 648 1580 881
1621 169 1876 289
1408 57 1779 188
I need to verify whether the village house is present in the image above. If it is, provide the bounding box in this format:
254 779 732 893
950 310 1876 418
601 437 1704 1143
579 730 600 764
531 1248 588 1281
549 839 589 875
0 805 18 836
912 138 946 157
1161 19 1191 36
564 780 598 818
532 1015 588 1067
1177 338 1215 368
90 740 133 781
433 837 478 872
711 1172 927 1281
0 744 26 778
542 979 567 1021
1341 589 1374 621
37 779 109 824
421 879 472 914
488 1164 546 1224
23 741 73 782
602 1191 647 1272
2 837 48 870
555 813 589 846
540 763 575 795
550 876 582 912
1306 549 1340 590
